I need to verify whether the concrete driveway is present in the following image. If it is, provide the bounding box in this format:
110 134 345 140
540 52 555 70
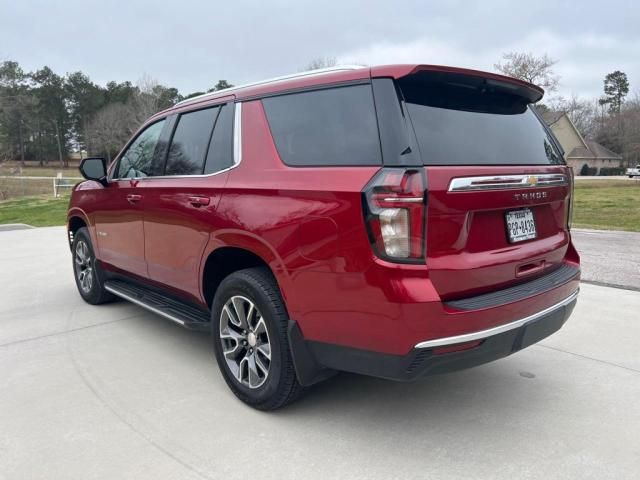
1 227 639 480
572 229 640 290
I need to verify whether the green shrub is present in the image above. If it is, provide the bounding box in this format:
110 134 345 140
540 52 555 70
599 167 625 176
579 164 598 176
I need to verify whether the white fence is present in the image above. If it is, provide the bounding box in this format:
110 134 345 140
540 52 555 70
0 175 83 199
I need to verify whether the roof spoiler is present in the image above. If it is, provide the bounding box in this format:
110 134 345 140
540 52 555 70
394 65 545 104
371 64 544 103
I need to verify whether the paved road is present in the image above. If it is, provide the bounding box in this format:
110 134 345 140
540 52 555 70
1 227 639 479
572 229 640 290
574 175 639 181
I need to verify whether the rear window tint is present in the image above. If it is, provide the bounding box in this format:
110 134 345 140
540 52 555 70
400 76 563 166
165 107 219 175
204 103 234 174
262 85 382 166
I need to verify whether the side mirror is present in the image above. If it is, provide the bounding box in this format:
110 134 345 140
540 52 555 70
79 157 108 187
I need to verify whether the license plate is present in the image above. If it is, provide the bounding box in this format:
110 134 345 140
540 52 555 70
505 208 537 243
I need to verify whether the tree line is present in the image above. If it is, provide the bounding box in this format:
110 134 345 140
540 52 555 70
1 55 638 168
0 60 232 167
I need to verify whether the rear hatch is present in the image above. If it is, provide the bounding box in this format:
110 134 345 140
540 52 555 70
397 69 573 300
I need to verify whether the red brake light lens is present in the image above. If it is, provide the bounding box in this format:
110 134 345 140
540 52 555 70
363 168 426 262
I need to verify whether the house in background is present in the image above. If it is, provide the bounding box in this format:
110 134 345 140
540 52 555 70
541 111 623 175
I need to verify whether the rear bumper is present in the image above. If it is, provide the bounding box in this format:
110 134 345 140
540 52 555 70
292 251 580 356
414 288 578 350
290 289 578 384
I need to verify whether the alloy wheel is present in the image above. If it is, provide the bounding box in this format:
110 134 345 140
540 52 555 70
74 240 94 294
219 295 271 389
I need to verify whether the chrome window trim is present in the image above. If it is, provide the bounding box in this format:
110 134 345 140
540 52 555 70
128 162 240 181
175 66 365 107
414 289 579 349
109 102 243 181
448 173 568 192
233 102 242 166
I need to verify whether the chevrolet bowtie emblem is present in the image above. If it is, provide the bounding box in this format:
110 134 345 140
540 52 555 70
526 176 538 186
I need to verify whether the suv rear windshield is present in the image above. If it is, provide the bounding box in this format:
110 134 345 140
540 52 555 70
399 73 563 166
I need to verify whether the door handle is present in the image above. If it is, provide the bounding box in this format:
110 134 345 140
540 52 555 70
126 194 143 203
188 196 211 207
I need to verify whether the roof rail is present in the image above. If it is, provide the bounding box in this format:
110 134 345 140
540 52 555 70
175 65 366 106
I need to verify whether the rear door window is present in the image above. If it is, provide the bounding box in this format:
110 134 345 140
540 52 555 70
204 103 234 174
399 74 563 166
262 84 382 166
165 107 219 175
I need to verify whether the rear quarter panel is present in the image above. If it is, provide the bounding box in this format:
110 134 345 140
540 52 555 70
205 99 380 321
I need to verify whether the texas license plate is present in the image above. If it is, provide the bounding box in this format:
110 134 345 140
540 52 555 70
505 208 537 243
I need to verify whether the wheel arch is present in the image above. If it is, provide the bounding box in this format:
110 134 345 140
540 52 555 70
200 245 290 311
67 211 89 250
200 231 292 308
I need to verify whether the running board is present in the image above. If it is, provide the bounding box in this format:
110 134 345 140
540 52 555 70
104 279 210 331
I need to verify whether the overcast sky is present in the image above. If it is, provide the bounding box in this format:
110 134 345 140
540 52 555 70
1 0 637 101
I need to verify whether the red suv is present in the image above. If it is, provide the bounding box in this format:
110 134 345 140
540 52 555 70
68 64 580 409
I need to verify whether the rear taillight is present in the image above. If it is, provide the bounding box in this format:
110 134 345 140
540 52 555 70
363 168 426 262
567 168 574 230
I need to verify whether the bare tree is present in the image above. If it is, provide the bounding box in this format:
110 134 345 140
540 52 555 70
130 74 181 127
87 102 135 161
619 93 640 166
131 74 163 126
302 57 337 71
494 52 560 92
547 95 597 138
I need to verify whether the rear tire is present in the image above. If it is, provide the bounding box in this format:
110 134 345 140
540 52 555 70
72 227 114 305
211 267 303 410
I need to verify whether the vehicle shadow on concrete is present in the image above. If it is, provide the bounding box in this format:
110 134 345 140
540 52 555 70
126 305 562 418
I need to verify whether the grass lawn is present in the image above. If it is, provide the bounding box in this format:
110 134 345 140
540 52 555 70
0 180 638 232
0 162 81 178
573 180 640 232
0 195 69 227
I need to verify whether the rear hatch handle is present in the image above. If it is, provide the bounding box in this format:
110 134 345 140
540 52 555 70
188 196 211 208
516 259 546 277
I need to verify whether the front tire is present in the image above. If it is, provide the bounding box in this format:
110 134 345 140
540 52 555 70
72 227 114 305
211 268 303 410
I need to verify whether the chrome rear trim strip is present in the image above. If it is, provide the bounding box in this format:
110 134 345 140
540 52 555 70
448 173 567 192
382 196 424 203
414 289 579 349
